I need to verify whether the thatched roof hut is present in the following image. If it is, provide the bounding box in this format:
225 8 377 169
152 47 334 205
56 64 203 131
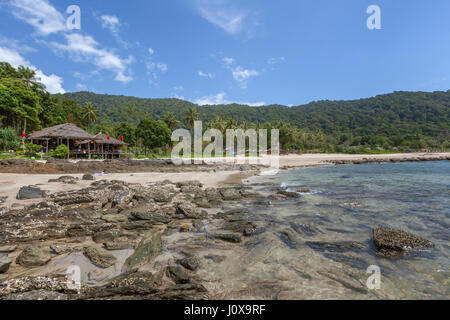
93 133 127 146
28 123 94 140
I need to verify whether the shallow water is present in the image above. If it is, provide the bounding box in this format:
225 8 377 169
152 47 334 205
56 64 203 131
199 161 449 299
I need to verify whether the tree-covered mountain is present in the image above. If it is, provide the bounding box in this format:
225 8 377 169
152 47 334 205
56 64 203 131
58 90 450 139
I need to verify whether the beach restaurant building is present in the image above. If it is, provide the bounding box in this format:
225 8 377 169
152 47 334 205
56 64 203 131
28 123 127 159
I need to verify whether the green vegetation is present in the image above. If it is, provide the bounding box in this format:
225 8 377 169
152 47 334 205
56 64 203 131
49 144 69 159
1 61 449 156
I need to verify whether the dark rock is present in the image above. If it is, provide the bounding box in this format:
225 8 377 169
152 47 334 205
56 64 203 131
205 188 222 205
16 186 46 200
176 202 207 219
48 176 78 184
0 196 7 204
130 211 171 224
290 223 319 236
373 227 434 257
176 181 203 188
92 229 122 243
0 256 12 273
213 233 242 243
166 266 190 284
82 174 95 181
101 214 128 223
16 246 52 267
218 188 242 201
122 230 162 272
178 256 200 271
157 283 208 300
277 190 300 198
306 241 367 253
104 242 134 251
83 245 117 268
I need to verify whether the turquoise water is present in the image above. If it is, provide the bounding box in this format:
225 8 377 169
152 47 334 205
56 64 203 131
235 161 450 299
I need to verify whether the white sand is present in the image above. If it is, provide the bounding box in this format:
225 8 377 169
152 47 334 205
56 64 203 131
0 171 241 208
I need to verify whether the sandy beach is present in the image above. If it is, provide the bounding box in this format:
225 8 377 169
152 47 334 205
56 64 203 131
1 153 448 208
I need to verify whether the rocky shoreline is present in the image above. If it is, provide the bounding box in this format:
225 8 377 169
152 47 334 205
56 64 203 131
0 165 440 300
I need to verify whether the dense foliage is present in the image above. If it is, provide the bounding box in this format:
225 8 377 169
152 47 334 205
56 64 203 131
1 61 449 154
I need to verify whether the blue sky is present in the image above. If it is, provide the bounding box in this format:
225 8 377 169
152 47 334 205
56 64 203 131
0 0 449 106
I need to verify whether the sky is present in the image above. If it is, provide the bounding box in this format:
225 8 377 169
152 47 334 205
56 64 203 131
0 0 449 107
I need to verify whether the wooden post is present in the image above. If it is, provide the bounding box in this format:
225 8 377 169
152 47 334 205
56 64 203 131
88 141 91 160
67 138 70 159
46 140 49 153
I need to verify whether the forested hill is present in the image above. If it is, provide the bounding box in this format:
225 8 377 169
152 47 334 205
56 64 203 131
57 90 450 138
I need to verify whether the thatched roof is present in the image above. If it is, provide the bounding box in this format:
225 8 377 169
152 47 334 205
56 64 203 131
28 123 94 140
93 133 127 145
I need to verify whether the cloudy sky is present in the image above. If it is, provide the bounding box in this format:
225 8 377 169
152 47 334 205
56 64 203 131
0 0 449 106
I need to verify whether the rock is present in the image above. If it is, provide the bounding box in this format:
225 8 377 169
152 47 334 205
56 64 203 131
297 188 311 193
166 266 190 284
82 174 95 181
205 188 222 205
213 233 242 243
176 202 207 219
130 211 171 224
50 244 82 255
104 242 134 251
306 241 367 253
2 289 67 300
83 245 117 268
157 283 208 300
290 223 319 236
0 196 7 204
280 230 300 249
122 230 162 272
218 188 242 201
113 190 134 206
16 186 46 200
16 246 52 267
180 224 191 232
178 256 200 271
176 181 203 188
101 214 128 223
48 176 78 184
92 229 122 243
277 190 300 198
373 227 434 257
0 256 12 273
0 245 17 253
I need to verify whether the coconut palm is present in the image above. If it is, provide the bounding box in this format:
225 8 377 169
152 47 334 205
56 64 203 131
17 66 44 90
184 107 199 130
163 112 179 131
207 115 226 133
82 102 97 132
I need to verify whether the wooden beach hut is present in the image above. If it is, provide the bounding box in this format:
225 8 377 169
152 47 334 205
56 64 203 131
28 123 95 159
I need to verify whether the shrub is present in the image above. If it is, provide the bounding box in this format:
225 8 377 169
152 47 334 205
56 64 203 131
49 144 69 159
0 128 20 151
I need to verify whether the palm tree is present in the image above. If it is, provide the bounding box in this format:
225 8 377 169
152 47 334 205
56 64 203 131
207 115 226 133
184 107 199 130
225 118 237 130
17 66 44 90
163 112 179 131
82 102 97 132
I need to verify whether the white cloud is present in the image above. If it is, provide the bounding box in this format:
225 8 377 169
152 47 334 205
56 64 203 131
231 66 259 88
223 57 234 66
194 0 245 34
198 71 215 79
75 83 87 91
157 63 168 72
173 86 184 91
148 48 154 55
51 33 134 83
9 0 66 35
194 92 264 107
0 46 65 93
100 15 120 34
145 50 168 84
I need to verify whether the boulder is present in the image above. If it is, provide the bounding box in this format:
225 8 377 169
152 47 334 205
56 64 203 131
82 174 95 181
122 230 162 272
16 186 46 200
0 256 12 273
373 227 434 257
213 233 242 243
48 176 78 184
176 202 207 219
178 256 200 271
277 190 300 198
218 188 242 201
0 245 17 253
16 246 52 267
83 245 117 268
92 229 122 243
166 266 190 284
101 214 128 223
104 242 134 251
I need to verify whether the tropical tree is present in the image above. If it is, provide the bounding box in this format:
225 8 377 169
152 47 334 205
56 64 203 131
163 112 180 130
207 115 226 133
184 107 199 130
114 122 136 146
136 118 172 153
82 102 97 132
0 127 20 151
17 66 44 91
